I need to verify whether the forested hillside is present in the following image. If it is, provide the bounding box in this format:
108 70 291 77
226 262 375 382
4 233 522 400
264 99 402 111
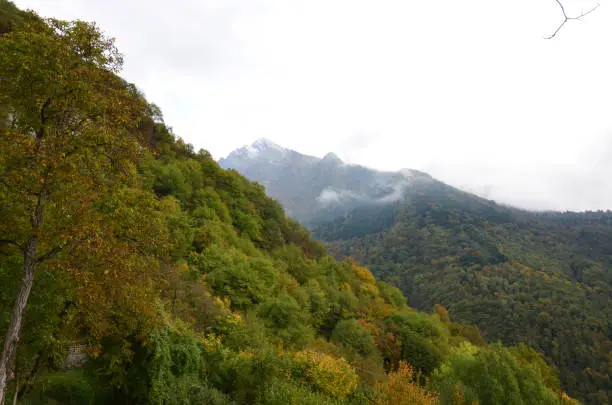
0 2 585 404
315 176 612 405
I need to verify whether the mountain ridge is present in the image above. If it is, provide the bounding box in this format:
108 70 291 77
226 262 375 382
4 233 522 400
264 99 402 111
219 139 445 225
220 139 612 404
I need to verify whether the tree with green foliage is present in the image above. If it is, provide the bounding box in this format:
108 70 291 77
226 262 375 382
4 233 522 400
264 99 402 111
433 344 566 405
331 319 377 358
0 15 148 403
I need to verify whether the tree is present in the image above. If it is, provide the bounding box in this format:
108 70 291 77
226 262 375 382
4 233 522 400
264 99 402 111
331 319 377 357
546 0 599 39
433 347 561 405
373 361 439 405
0 15 148 403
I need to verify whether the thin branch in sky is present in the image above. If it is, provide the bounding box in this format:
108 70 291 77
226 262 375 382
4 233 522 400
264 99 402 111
546 0 600 39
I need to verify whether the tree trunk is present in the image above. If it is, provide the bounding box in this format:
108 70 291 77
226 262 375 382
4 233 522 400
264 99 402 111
11 368 17 405
0 239 37 405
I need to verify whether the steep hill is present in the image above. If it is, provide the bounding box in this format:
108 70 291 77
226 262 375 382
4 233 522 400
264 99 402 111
0 4 577 405
222 140 612 404
315 178 612 405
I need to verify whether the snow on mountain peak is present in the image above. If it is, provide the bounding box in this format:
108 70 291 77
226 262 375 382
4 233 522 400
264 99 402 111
222 138 291 164
399 168 415 178
226 138 287 160
322 152 343 164
248 138 285 154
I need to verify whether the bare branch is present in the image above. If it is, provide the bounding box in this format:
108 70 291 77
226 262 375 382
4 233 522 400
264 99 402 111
546 0 600 39
35 244 63 263
0 240 24 253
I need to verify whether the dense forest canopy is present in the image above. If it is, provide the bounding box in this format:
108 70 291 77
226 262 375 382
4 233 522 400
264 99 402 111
0 2 588 404
315 178 612 405
219 136 612 404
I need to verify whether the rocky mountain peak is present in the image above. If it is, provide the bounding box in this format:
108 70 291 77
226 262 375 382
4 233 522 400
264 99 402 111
321 152 343 165
248 138 285 154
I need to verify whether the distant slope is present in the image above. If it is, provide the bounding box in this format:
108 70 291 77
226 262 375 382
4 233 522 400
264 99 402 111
314 179 612 405
219 138 431 225
222 139 611 404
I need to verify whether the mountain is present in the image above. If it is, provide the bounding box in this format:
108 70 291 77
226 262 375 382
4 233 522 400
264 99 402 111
0 7 578 405
223 140 612 405
219 138 433 225
316 176 612 405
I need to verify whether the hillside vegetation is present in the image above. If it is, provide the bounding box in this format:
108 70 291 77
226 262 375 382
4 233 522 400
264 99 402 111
315 175 612 405
0 3 583 404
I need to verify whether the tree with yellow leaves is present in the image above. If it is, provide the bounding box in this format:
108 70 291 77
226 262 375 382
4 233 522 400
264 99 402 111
0 14 149 403
291 349 358 400
373 361 439 405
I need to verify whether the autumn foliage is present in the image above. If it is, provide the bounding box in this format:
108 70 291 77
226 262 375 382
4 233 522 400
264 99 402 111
0 3 585 405
373 361 439 405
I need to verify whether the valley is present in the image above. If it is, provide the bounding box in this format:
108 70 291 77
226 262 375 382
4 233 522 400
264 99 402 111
221 139 612 405
0 1 609 404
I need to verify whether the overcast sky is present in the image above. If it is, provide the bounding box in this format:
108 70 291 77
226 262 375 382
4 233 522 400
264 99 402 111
14 0 612 211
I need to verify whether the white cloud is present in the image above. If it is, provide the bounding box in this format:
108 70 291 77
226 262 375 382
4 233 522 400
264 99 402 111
316 188 361 205
375 182 408 204
13 0 612 211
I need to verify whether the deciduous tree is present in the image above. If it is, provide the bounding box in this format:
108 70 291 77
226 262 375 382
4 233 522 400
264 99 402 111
0 15 147 403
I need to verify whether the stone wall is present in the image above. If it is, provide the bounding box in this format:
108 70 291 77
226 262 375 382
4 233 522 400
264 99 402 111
63 343 88 369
